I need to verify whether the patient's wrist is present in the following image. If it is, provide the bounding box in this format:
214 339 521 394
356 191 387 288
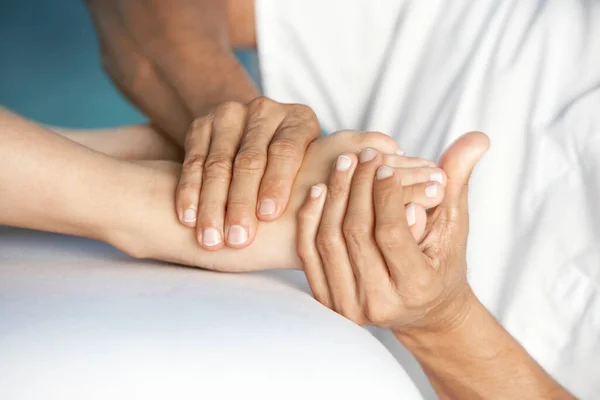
106 161 301 271
97 161 166 258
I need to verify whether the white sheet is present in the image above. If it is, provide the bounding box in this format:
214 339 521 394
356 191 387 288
0 228 424 400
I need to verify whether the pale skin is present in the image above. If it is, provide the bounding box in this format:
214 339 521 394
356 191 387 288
0 107 443 272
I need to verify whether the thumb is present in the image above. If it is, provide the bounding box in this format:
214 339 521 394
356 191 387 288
438 132 490 218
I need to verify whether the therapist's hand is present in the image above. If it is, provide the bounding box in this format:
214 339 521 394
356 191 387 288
85 0 259 141
297 132 490 332
177 98 321 250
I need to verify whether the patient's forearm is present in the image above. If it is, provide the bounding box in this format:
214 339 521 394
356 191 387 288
53 124 183 161
0 109 150 241
0 108 298 271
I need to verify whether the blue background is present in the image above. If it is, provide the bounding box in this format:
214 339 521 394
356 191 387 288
0 0 259 128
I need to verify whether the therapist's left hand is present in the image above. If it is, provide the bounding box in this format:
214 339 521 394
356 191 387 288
297 132 490 333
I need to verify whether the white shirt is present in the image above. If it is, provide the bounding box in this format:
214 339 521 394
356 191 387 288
256 0 600 398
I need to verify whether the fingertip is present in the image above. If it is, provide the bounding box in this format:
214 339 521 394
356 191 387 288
429 169 447 186
407 203 427 242
181 206 198 227
335 152 357 172
197 226 225 251
376 165 395 180
309 183 327 204
301 184 327 213
425 182 445 202
257 196 279 221
256 178 295 221
310 184 324 199
225 224 251 249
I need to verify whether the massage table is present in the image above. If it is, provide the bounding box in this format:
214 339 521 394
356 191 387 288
0 227 434 399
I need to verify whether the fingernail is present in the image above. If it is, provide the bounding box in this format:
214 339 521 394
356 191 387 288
336 155 352 171
258 198 276 215
359 148 377 163
406 203 416 226
310 185 322 198
227 225 248 245
425 183 438 198
182 208 197 223
376 166 394 180
396 148 406 156
203 228 222 247
430 172 443 184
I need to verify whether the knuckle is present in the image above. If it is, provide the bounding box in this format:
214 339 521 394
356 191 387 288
249 96 274 111
375 224 407 251
190 115 210 131
364 301 394 326
204 154 233 178
327 182 349 200
296 245 319 273
225 196 253 213
268 139 302 162
315 231 339 257
297 205 317 224
339 304 363 325
233 150 267 174
182 154 206 173
296 242 310 263
289 103 317 120
197 201 224 221
244 115 270 138
286 106 320 137
177 181 201 192
342 219 371 245
215 101 246 120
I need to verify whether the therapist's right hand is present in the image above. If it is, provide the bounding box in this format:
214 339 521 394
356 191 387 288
85 0 324 251
176 98 321 251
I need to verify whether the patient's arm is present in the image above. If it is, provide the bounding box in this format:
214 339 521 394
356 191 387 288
0 108 444 271
53 124 183 161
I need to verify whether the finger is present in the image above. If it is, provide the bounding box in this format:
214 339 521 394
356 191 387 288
328 130 400 154
406 203 428 242
257 104 321 222
438 132 490 219
383 164 447 187
342 148 393 299
359 131 400 154
373 166 427 282
176 116 212 227
297 183 332 308
402 181 446 209
382 154 437 168
317 153 363 323
225 98 287 248
196 102 247 249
